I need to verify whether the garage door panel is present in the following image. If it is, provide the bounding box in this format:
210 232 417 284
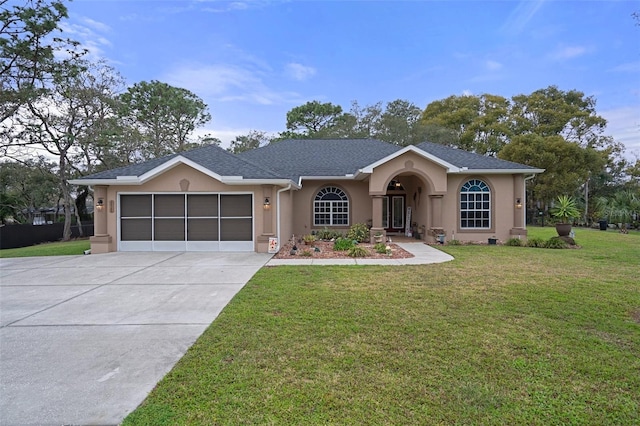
187 219 218 241
220 194 252 216
154 218 185 241
121 219 152 241
220 218 252 241
155 195 185 217
187 194 218 216
121 195 151 217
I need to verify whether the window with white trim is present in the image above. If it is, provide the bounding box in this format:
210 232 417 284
460 179 491 229
314 186 349 226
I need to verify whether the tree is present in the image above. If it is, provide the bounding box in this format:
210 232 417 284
499 134 604 207
421 94 511 154
376 99 437 146
119 80 211 159
510 86 607 146
0 158 58 224
0 0 84 123
7 59 122 239
228 130 270 154
284 100 345 138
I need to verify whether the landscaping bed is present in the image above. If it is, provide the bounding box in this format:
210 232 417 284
273 240 414 259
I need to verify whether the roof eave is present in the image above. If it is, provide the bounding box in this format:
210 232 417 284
449 168 545 174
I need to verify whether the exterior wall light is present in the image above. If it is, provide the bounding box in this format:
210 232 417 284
516 198 522 209
263 197 270 209
96 198 104 211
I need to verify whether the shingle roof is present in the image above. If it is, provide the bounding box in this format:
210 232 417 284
78 144 282 180
416 142 541 170
77 139 540 183
238 139 401 181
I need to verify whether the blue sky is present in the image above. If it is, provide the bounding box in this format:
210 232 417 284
64 0 639 157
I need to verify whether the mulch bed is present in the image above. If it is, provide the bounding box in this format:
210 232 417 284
273 240 414 260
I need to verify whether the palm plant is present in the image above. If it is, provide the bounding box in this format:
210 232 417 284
596 190 640 231
551 195 581 237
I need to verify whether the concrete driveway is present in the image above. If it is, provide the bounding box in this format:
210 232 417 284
0 251 272 426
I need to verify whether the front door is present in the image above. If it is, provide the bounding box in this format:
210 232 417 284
382 195 405 233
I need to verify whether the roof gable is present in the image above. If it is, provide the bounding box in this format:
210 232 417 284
360 145 461 174
74 144 286 185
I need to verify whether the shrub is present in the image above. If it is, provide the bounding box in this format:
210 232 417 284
447 239 462 246
302 234 316 244
348 246 369 258
300 249 313 257
505 238 523 247
374 243 387 253
545 237 569 249
315 227 342 241
333 237 355 251
526 237 546 248
346 223 369 243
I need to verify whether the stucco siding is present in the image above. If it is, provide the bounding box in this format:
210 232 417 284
291 180 371 238
442 174 518 242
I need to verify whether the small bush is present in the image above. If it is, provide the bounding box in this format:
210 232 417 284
348 246 369 258
374 243 387 253
526 237 546 248
300 249 313 257
333 237 355 251
346 223 370 243
315 227 342 241
545 237 569 249
505 238 523 247
447 239 462 246
302 234 316 244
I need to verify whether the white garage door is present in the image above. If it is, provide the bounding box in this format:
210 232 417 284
118 193 253 251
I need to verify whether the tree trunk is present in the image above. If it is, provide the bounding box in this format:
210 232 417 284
59 155 72 241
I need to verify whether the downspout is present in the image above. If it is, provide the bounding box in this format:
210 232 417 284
276 183 292 251
524 174 536 227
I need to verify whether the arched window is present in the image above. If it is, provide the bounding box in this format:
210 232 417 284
460 179 491 229
314 186 349 226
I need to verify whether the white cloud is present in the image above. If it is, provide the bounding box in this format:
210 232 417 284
163 63 303 105
550 45 588 60
59 18 112 60
601 106 640 159
80 17 111 33
462 90 473 96
501 0 546 35
609 61 640 73
285 63 317 81
485 60 503 71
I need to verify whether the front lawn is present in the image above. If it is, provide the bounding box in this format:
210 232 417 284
0 239 90 258
124 227 640 425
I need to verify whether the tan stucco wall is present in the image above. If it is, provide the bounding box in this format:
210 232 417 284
291 180 371 238
439 174 522 243
369 151 447 195
97 164 272 253
277 188 294 247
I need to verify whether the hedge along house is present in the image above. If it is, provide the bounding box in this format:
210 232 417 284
70 139 544 254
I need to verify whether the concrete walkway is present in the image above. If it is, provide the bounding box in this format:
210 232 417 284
0 252 271 426
266 242 454 266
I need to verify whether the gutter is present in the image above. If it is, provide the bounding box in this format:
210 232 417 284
523 174 537 226
276 183 292 251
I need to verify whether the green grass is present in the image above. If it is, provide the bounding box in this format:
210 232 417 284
0 239 90 258
124 227 640 425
